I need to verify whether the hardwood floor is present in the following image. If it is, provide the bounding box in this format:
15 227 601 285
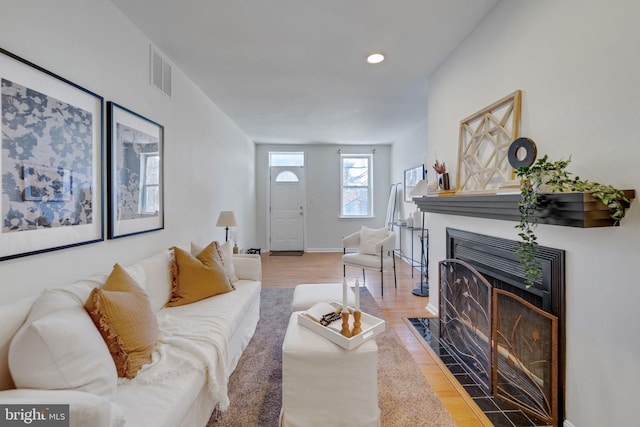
260 251 493 427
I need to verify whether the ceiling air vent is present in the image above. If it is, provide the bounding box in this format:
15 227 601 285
150 46 172 97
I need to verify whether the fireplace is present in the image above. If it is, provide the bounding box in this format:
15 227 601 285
440 228 565 426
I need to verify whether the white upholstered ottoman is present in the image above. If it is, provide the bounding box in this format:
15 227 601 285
291 283 356 312
280 312 379 427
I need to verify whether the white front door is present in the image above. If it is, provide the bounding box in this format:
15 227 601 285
270 166 305 251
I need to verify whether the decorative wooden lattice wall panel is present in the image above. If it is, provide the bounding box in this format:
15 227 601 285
456 90 522 194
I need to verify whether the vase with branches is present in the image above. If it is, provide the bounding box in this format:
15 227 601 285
433 160 450 191
433 160 446 174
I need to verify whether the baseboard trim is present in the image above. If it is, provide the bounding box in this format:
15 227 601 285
426 301 438 315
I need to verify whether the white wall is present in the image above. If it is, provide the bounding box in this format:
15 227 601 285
0 0 256 303
255 144 390 251
423 1 640 426
391 120 429 273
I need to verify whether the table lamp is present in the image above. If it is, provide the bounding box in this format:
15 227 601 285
216 211 237 241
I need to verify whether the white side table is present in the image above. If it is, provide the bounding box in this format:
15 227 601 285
280 312 379 427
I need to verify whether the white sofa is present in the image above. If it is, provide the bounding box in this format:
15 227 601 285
0 249 262 427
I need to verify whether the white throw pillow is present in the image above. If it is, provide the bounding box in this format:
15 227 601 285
358 226 389 255
8 289 117 397
191 241 238 283
137 249 173 312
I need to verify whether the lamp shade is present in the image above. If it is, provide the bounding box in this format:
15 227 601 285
216 211 237 227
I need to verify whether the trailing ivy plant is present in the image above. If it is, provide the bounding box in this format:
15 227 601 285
514 155 629 286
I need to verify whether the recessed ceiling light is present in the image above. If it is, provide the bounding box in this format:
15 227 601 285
366 53 385 64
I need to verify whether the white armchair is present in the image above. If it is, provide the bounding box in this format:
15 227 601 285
342 226 397 297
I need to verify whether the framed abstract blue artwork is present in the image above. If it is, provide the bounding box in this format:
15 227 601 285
0 47 104 261
107 102 164 239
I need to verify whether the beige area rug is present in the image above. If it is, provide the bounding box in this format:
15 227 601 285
209 287 456 427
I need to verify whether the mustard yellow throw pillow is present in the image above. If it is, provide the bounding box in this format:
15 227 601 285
167 241 234 307
85 263 158 379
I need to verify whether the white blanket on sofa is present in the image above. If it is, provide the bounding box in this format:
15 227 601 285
120 312 231 411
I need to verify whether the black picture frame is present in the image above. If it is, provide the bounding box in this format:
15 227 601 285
0 47 104 261
404 164 425 202
107 102 164 239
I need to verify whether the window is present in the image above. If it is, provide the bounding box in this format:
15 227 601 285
269 152 304 167
340 154 373 217
140 153 159 214
275 171 299 182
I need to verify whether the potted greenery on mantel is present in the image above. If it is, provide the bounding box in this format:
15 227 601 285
514 154 633 286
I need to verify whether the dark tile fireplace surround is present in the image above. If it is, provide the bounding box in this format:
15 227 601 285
421 228 565 427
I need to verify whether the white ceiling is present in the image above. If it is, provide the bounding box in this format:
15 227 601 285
109 0 498 145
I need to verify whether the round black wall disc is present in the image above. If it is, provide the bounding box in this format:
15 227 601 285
508 137 537 168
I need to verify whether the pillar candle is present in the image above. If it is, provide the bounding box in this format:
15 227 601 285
343 278 348 311
354 278 360 312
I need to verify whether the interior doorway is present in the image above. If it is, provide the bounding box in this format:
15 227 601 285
269 153 305 251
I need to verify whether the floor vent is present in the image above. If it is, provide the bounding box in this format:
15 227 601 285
150 46 172 97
